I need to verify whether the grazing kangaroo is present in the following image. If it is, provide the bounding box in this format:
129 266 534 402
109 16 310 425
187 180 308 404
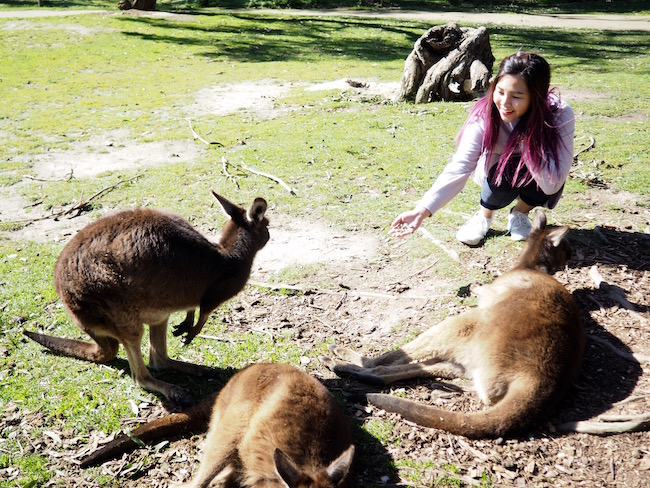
24 192 269 405
323 210 584 438
80 363 355 488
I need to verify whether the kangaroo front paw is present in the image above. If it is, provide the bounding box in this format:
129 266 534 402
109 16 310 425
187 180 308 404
172 311 195 338
181 327 201 346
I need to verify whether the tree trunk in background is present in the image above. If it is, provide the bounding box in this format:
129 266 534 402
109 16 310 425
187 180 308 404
396 23 494 103
118 0 157 10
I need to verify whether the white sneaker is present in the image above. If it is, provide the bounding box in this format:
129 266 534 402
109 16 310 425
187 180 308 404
507 210 532 241
456 212 492 246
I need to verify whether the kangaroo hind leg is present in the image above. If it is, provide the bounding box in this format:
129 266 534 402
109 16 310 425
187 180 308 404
148 319 220 378
321 344 409 385
118 322 194 406
327 344 415 368
324 355 464 385
397 311 481 363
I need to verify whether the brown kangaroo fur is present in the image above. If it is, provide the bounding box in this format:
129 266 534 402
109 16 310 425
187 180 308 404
323 210 584 438
81 363 355 488
24 192 269 405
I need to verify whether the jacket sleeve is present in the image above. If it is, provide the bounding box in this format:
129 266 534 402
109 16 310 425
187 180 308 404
417 121 484 215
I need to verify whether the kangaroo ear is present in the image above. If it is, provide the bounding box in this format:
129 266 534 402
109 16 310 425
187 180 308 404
532 209 547 232
547 225 569 247
326 445 355 486
248 197 267 223
274 448 300 488
212 191 241 219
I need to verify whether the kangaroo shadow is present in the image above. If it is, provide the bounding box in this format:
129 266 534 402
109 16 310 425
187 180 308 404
32 346 235 409
148 362 238 409
549 227 649 427
323 377 399 488
549 295 643 427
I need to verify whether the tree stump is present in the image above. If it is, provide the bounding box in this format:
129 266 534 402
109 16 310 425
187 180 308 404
396 23 494 103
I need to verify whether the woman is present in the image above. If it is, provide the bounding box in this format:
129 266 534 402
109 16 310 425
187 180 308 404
391 52 575 245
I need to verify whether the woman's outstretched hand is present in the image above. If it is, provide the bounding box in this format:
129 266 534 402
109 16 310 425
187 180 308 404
389 207 432 237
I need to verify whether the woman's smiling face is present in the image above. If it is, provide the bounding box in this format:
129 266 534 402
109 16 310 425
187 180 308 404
493 74 531 123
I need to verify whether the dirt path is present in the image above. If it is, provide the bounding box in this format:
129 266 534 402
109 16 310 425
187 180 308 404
1 7 649 31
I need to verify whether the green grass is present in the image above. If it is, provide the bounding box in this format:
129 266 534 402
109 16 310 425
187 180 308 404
363 418 401 445
1 6 649 487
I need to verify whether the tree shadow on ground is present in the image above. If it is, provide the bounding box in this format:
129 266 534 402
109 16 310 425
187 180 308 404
112 12 649 68
117 12 424 64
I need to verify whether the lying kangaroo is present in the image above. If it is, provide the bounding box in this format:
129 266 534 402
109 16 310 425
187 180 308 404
24 191 269 405
81 363 355 488
323 210 584 438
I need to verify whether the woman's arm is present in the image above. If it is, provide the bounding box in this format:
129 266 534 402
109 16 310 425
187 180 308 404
417 121 485 215
390 121 484 237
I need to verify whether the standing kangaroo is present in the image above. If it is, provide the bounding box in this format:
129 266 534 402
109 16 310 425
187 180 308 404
24 191 269 405
80 363 355 488
323 210 584 438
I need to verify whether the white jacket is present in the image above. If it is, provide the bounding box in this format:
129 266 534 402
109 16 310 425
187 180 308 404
418 98 575 213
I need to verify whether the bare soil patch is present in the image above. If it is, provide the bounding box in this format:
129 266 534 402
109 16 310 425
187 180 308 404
0 78 397 243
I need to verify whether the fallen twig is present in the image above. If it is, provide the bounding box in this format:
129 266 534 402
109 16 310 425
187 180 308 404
197 334 240 344
13 174 143 225
573 135 596 160
59 175 142 219
587 333 650 364
456 437 490 462
599 412 650 423
23 169 74 182
555 412 650 435
241 162 297 195
221 157 240 189
385 260 439 288
611 394 650 407
249 280 394 299
417 227 460 262
186 118 223 146
248 279 441 301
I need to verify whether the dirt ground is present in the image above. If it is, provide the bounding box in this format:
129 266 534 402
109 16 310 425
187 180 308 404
1 8 649 488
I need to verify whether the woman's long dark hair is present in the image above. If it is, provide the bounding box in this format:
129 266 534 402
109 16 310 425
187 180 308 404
458 52 564 187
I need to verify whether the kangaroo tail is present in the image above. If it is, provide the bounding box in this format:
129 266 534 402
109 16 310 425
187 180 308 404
80 393 216 468
367 378 544 438
23 330 118 363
